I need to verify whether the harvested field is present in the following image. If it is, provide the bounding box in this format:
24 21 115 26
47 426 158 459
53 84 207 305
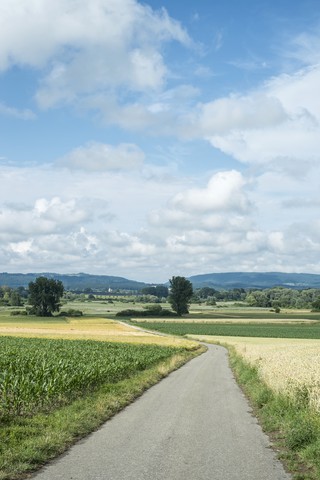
0 317 197 348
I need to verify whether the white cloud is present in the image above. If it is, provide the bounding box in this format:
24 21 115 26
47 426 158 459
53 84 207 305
81 83 200 133
187 63 320 173
1 145 320 282
0 197 91 240
171 170 250 213
0 0 191 108
195 94 287 135
58 142 145 171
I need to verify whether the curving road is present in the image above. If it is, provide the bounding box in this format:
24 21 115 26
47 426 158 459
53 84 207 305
33 345 291 480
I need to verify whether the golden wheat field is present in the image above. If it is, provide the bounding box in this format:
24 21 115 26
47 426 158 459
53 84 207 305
189 335 320 412
0 317 197 349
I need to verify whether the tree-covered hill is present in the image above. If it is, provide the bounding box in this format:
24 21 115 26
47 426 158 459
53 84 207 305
2 271 320 291
188 272 320 289
0 272 148 291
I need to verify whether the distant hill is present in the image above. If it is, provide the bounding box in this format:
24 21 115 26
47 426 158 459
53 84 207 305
188 272 320 289
0 273 148 291
2 271 320 292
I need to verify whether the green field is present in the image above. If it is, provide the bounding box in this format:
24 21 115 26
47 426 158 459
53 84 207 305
187 310 320 320
0 336 183 420
131 321 320 339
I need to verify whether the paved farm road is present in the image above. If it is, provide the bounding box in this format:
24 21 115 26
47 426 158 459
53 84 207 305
33 345 291 480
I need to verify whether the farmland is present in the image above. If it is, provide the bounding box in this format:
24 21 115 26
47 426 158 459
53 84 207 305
1 297 320 479
0 336 186 419
0 316 195 348
126 305 320 479
0 303 202 479
131 320 320 339
188 335 320 412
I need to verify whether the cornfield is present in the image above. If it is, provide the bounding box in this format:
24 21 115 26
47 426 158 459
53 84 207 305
0 336 181 419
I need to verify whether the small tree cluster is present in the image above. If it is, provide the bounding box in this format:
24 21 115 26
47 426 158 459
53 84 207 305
0 286 23 306
141 285 169 298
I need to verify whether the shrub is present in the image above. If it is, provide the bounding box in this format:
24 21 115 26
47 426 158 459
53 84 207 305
116 307 177 318
58 309 83 317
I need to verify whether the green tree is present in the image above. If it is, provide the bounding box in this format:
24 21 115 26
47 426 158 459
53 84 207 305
311 296 320 311
9 290 22 306
28 277 64 316
168 276 193 316
198 287 218 299
141 285 169 298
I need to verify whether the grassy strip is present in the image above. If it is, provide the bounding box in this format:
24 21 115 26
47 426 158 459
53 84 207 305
131 321 320 339
0 344 205 480
227 346 320 480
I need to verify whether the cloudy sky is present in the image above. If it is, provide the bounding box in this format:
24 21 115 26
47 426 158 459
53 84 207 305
1 0 320 282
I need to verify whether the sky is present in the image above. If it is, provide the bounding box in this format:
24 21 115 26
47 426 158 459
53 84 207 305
1 0 320 283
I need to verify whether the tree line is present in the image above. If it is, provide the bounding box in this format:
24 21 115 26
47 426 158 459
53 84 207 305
2 277 320 317
192 286 320 310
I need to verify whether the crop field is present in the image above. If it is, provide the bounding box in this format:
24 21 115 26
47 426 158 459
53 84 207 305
188 302 320 319
0 311 197 348
131 320 320 339
190 335 320 413
0 305 202 480
0 336 186 420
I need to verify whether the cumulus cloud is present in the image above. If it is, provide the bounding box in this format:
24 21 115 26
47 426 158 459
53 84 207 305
0 0 191 108
194 94 287 135
1 157 320 281
0 197 92 240
170 170 250 213
58 142 145 171
185 63 320 173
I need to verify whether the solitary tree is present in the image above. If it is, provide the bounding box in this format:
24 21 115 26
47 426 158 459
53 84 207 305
168 276 193 316
28 277 64 316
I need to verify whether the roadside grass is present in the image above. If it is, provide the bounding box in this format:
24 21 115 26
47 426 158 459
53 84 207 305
227 347 320 480
0 338 205 480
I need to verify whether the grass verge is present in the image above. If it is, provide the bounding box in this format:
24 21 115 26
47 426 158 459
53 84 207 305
0 344 205 480
227 346 320 480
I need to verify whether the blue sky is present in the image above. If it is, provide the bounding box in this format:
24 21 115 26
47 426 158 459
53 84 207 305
1 0 320 282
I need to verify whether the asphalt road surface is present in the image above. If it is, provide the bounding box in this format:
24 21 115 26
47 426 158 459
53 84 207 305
33 345 291 480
